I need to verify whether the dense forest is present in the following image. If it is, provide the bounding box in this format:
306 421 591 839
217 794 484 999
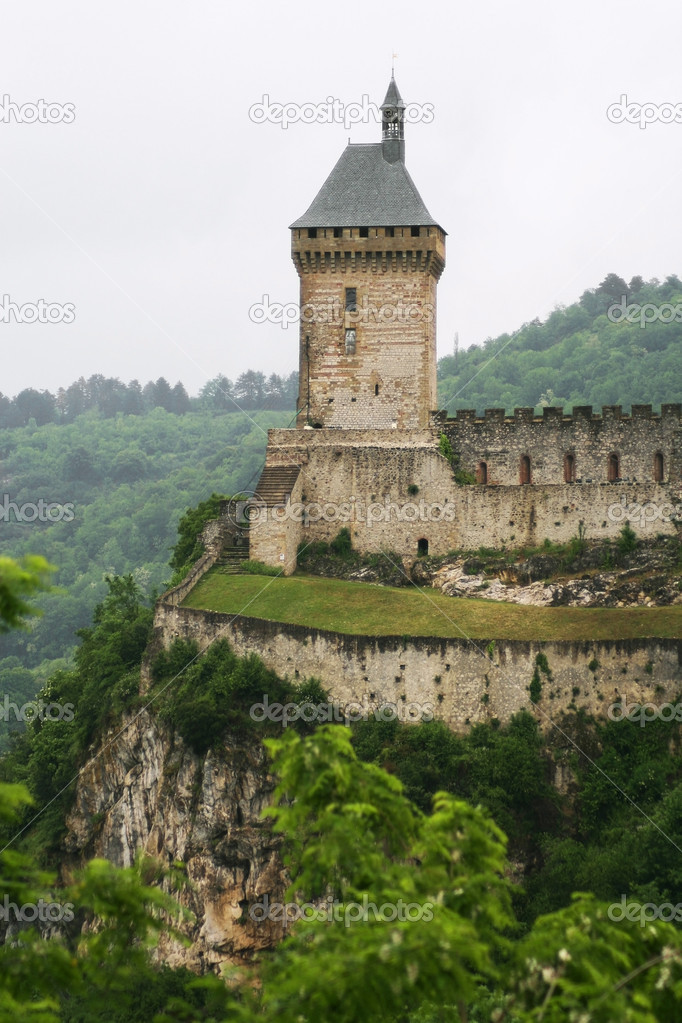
0 370 299 426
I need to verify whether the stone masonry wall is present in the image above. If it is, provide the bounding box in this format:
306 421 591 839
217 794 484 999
437 404 682 486
293 226 444 430
151 602 682 732
250 427 682 567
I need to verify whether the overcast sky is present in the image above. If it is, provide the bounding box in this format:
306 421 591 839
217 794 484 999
2 0 681 399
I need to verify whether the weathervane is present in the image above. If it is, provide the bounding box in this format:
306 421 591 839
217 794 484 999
391 51 398 76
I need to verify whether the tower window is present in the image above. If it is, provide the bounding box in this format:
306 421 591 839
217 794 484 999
385 227 394 237
654 451 664 482
608 453 620 482
477 461 488 484
307 228 317 239
417 538 429 557
359 227 369 238
345 329 356 354
333 227 342 238
411 226 420 237
563 453 575 483
374 383 379 396
345 287 357 312
520 455 531 485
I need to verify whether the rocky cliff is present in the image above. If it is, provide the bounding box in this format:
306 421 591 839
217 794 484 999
63 704 287 973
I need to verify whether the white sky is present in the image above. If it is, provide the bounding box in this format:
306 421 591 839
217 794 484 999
1 0 681 398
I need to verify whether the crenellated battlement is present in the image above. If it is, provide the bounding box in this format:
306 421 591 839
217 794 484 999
434 404 682 487
434 403 682 426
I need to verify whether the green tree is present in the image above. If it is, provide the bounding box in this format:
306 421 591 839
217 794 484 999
0 556 55 633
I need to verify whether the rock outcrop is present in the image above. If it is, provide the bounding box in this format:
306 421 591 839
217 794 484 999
63 707 287 973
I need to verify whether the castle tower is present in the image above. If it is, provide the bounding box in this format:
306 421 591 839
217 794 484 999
290 76 446 430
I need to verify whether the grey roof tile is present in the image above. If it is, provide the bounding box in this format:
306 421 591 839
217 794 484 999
290 142 441 229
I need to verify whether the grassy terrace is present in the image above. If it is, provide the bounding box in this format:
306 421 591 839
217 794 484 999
181 570 682 642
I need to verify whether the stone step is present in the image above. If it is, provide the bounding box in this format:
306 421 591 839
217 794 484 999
254 464 301 507
217 542 250 572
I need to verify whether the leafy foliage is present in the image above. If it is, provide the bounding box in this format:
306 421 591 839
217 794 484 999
151 638 330 754
260 726 514 1021
169 492 225 579
0 556 55 633
253 726 682 1022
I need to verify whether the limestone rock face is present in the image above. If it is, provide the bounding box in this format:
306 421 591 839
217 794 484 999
63 709 287 973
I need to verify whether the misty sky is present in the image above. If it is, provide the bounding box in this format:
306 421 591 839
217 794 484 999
2 0 681 399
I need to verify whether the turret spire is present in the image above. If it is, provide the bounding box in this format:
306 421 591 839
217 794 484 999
380 74 405 163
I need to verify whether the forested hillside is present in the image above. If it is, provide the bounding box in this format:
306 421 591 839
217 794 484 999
0 370 298 427
0 409 287 677
438 274 682 413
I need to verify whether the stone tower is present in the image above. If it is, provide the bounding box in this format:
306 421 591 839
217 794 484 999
290 76 446 430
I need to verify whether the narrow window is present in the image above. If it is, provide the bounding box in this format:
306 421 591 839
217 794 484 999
520 455 531 485
608 453 620 482
359 227 369 238
374 383 379 396
333 227 342 238
563 453 575 483
385 227 395 237
410 226 420 237
477 461 488 484
345 328 356 354
417 538 429 557
345 287 357 312
654 451 664 482
307 228 317 239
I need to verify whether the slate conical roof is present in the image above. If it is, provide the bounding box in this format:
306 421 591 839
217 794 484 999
381 75 405 109
290 77 442 231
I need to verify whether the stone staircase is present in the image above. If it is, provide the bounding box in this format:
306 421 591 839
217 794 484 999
215 544 250 576
253 464 301 506
213 466 301 574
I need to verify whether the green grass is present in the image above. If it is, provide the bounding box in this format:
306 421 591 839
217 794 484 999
181 570 682 641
